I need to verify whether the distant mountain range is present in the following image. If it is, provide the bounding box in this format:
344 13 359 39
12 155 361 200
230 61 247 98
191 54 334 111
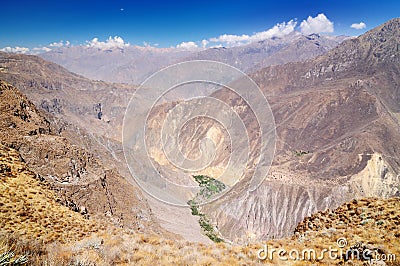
40 32 348 84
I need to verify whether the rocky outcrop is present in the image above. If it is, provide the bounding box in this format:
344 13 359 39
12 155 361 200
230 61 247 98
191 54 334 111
350 153 399 198
0 52 134 142
0 80 169 236
209 180 348 242
294 197 400 236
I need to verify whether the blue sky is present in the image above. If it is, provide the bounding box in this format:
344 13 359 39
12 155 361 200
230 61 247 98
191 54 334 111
1 0 399 51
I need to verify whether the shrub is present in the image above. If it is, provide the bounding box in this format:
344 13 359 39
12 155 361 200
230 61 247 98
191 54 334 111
0 250 28 265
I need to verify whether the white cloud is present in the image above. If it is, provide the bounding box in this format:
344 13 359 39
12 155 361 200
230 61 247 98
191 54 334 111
300 13 334 35
33 46 52 52
0 46 30 54
49 41 63 47
210 44 223 48
28 40 72 54
176 41 198 49
209 34 250 45
49 40 70 47
86 36 130 49
350 22 366 30
142 41 159 48
201 39 209 48
249 20 297 42
208 20 297 47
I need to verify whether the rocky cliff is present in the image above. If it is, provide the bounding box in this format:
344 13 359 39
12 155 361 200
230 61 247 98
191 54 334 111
197 18 400 242
0 80 170 236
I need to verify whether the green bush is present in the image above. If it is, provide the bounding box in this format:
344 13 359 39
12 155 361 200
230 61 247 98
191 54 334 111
293 150 310 157
193 175 226 199
188 200 200 216
187 177 225 243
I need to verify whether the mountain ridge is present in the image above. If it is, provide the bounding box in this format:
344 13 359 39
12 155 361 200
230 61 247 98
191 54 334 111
182 17 400 241
40 32 347 84
0 80 174 237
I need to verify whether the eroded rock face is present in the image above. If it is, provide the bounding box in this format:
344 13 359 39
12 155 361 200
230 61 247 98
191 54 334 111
350 153 399 198
205 154 399 243
0 80 169 236
198 19 400 242
0 55 200 241
0 52 134 142
116 19 400 242
140 19 400 242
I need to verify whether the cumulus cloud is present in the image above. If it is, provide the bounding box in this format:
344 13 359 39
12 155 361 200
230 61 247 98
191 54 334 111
351 22 366 30
174 20 296 48
209 34 250 45
86 36 130 49
208 20 297 47
176 41 198 49
300 14 334 35
49 40 70 47
0 46 30 54
249 20 297 42
28 40 72 54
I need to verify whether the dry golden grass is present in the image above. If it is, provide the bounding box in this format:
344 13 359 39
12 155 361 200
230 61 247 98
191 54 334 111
242 197 400 265
0 144 104 244
0 143 260 265
62 232 261 266
1 143 399 265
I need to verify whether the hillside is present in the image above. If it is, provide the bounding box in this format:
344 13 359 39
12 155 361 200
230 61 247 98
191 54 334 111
0 80 169 236
291 197 400 265
0 52 132 142
252 197 400 265
1 153 398 266
0 143 102 244
0 141 253 265
0 53 211 242
186 33 347 74
165 18 400 241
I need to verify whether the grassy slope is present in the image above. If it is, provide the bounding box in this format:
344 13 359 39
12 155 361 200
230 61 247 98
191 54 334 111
1 143 400 265
0 144 102 244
